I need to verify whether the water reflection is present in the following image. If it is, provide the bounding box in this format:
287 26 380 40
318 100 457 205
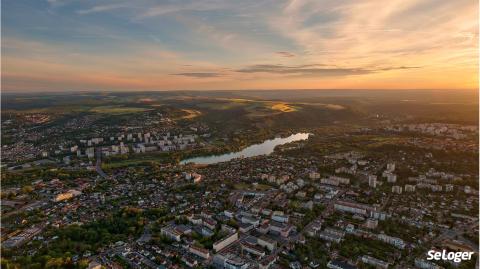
180 133 310 165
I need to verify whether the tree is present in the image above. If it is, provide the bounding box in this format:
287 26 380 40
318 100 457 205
22 185 34 194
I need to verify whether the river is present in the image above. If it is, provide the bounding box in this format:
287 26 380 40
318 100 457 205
180 132 310 165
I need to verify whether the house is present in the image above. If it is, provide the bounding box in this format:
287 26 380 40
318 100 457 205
241 241 266 257
161 225 182 242
239 222 254 233
203 218 217 230
213 253 248 269
257 236 277 251
327 260 358 269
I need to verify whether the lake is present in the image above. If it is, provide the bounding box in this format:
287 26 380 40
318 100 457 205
180 133 310 165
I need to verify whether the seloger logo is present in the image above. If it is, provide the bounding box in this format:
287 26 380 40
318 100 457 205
427 250 475 263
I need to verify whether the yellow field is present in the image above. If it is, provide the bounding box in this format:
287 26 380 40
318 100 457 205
270 103 297 112
180 109 202 119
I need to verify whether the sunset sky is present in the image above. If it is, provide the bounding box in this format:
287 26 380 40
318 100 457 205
2 0 478 92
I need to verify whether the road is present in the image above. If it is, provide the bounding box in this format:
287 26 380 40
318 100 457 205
95 148 108 178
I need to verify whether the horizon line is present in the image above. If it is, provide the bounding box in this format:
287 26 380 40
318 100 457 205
1 88 478 95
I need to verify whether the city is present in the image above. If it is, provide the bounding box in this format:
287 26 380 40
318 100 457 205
1 90 478 269
1 0 478 268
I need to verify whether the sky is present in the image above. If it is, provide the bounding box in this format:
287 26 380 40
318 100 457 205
1 0 478 92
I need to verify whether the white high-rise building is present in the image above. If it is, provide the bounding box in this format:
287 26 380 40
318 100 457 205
387 173 397 183
368 175 377 188
86 147 95 159
404 185 416 192
309 172 320 180
445 184 454 192
392 185 402 194
387 163 395 172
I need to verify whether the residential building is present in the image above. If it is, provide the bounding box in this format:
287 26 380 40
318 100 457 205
368 175 377 188
327 260 358 269
189 245 210 259
392 185 402 194
360 255 389 269
213 232 238 252
213 253 249 269
334 200 376 216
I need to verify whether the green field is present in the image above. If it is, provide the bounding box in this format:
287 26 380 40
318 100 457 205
89 105 151 114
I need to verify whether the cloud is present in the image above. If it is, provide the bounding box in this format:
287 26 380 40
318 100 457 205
138 1 228 18
276 51 295 57
172 72 224 78
377 66 421 71
77 3 129 15
46 0 66 8
236 64 367 76
4 0 477 91
269 0 477 69
236 64 419 77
